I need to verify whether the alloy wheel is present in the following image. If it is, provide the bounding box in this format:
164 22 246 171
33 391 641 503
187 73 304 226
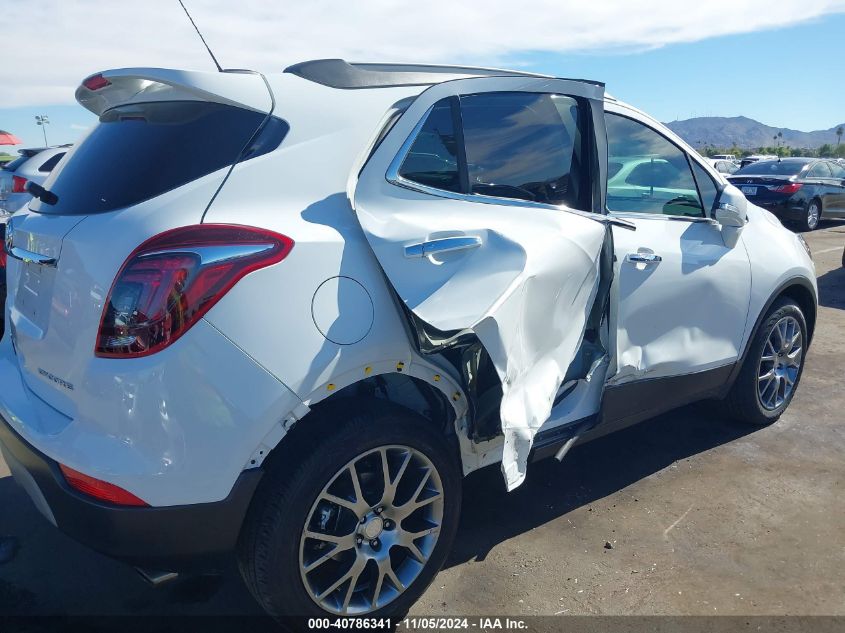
807 201 820 230
757 315 803 411
298 445 444 615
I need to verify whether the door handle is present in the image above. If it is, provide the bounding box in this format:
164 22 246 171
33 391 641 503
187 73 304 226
625 252 662 264
404 235 482 258
7 245 57 267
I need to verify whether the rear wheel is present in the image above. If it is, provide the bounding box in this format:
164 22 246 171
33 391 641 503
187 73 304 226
798 198 822 231
238 400 461 621
723 298 807 425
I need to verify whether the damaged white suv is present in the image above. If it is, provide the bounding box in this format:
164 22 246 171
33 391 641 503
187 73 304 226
0 60 816 619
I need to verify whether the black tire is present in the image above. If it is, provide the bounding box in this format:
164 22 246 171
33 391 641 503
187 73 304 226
798 198 822 232
723 297 807 425
238 399 461 622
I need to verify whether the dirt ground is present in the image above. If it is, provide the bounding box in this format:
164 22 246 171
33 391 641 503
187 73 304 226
0 224 843 621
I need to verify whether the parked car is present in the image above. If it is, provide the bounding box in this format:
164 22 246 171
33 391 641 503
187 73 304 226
710 158 739 176
0 146 70 213
728 157 845 231
739 154 777 169
0 61 817 621
711 153 737 162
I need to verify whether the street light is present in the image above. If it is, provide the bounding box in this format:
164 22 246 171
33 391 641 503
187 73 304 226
35 115 50 146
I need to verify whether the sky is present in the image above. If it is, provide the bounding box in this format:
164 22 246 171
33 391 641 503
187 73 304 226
1 0 844 152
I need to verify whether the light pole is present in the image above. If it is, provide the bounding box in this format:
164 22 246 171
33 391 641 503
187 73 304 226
35 115 50 146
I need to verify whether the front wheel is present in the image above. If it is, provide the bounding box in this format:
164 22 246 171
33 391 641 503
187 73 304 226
723 298 807 425
238 400 462 620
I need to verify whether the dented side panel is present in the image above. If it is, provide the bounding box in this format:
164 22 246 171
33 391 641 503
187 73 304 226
354 76 608 490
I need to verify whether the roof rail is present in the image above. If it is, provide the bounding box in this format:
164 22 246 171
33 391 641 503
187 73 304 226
284 58 562 89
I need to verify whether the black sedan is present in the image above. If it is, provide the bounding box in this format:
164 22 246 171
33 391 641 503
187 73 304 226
728 157 845 231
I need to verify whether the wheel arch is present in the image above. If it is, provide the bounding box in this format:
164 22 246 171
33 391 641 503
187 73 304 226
251 364 469 477
723 276 817 395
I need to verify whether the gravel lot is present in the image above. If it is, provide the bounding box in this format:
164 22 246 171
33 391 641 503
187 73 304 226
1 223 843 621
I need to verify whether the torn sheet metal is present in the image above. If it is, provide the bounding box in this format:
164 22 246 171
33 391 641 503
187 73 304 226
472 225 604 490
353 182 607 490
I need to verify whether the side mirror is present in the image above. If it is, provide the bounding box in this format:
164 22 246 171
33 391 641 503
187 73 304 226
713 186 748 248
714 203 746 227
713 185 748 227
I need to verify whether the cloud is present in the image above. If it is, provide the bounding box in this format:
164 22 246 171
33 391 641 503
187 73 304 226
2 0 845 107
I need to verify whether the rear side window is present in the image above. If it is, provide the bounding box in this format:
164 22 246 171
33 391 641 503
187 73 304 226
38 152 65 173
31 101 288 215
398 99 461 193
806 162 832 178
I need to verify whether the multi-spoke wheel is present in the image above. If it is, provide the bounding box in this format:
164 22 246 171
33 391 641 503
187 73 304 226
299 446 444 614
238 400 461 620
757 316 802 411
724 298 808 425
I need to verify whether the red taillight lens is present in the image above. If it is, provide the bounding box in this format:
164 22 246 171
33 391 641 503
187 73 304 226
96 224 293 358
11 175 27 193
83 73 111 91
771 183 803 194
59 464 148 506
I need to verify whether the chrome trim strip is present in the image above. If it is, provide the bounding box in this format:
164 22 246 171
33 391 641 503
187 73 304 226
138 243 275 266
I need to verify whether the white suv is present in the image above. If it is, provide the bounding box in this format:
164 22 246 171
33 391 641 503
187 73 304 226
0 61 817 620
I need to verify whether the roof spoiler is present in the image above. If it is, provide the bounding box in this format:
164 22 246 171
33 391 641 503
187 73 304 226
284 59 608 90
75 68 273 116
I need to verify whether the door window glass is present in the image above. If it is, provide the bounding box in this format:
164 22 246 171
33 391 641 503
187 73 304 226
397 99 461 193
460 92 587 208
605 113 704 217
690 159 720 215
829 162 845 178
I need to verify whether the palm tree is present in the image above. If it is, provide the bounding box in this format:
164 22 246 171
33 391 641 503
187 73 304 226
837 126 843 147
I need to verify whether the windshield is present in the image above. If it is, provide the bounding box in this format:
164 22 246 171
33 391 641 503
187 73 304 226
735 160 810 176
31 101 287 215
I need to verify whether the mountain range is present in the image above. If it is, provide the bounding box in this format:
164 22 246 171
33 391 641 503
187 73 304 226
664 116 845 150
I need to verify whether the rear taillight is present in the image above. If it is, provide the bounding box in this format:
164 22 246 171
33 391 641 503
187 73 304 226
770 183 803 194
59 464 148 506
83 73 111 91
95 224 294 358
11 175 27 193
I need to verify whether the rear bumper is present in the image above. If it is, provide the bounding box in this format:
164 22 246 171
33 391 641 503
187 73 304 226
0 413 262 570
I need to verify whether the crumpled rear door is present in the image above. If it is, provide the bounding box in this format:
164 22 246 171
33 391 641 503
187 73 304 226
354 76 609 489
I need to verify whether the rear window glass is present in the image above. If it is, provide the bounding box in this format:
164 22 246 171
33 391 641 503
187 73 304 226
735 160 809 176
31 101 287 215
2 155 33 172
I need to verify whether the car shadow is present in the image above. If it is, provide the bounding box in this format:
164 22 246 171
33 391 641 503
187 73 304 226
817 266 845 311
0 403 755 618
444 402 756 569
